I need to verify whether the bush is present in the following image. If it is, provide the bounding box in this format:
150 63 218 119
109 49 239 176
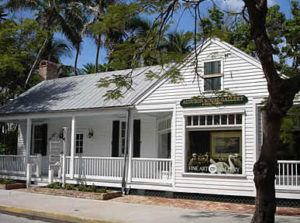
64 184 75 190
77 184 87 192
46 182 62 189
96 188 107 193
0 178 16 184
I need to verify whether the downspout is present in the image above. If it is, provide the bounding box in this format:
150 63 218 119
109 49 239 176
121 107 132 194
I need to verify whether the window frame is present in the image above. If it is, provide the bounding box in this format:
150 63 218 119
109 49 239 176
75 130 86 154
31 123 47 156
183 111 246 177
202 59 224 92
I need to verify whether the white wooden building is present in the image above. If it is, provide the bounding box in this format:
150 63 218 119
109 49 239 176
0 39 299 200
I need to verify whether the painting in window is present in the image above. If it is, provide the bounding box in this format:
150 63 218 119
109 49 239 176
186 130 242 174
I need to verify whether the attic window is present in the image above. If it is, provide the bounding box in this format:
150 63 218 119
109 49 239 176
203 61 222 91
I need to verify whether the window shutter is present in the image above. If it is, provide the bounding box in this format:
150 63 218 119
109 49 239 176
112 121 120 157
41 124 47 156
133 120 141 157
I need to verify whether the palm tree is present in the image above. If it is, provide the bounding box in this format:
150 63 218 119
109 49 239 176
164 31 193 54
5 0 81 86
41 35 72 64
0 6 7 22
69 0 116 73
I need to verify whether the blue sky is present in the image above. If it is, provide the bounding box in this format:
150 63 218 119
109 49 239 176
9 0 293 69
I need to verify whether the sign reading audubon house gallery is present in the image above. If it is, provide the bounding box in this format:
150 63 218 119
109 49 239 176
181 95 248 175
180 95 248 107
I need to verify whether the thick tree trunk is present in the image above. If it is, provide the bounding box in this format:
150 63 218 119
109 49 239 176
252 109 282 223
95 34 101 73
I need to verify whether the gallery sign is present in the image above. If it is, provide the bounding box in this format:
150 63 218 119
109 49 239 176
180 95 248 107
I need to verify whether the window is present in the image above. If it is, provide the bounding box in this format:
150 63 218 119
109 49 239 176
111 120 141 157
76 132 84 154
32 124 47 156
185 114 243 175
203 61 222 91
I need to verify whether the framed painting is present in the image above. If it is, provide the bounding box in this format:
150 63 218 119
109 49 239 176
210 131 242 158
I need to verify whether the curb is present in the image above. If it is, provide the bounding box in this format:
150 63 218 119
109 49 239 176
0 205 116 223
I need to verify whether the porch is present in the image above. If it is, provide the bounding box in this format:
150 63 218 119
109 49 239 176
0 108 174 187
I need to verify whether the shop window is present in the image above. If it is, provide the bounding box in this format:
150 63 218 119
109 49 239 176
186 114 243 175
203 61 222 91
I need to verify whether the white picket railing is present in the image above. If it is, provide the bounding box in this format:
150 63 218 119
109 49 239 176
132 158 172 184
66 156 124 180
65 156 172 184
0 155 26 175
276 160 300 189
0 155 42 177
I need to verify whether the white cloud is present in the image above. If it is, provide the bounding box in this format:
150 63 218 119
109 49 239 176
217 0 278 13
220 0 244 12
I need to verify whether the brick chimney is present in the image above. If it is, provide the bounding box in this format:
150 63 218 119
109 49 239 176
39 60 58 81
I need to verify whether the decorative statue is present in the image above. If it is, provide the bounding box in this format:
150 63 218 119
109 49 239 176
209 154 239 174
188 153 198 166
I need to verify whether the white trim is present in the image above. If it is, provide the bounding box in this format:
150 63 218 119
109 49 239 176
171 103 176 188
0 108 129 121
25 118 32 164
182 108 246 116
70 116 75 179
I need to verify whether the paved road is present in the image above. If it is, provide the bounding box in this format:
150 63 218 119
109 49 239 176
0 213 48 223
0 190 299 223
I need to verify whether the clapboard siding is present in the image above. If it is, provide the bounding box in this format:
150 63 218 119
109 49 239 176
136 39 268 197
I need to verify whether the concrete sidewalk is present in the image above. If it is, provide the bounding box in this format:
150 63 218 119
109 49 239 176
0 190 299 223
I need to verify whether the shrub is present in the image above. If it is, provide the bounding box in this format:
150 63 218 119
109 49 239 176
0 178 16 184
77 184 87 192
64 184 75 190
46 182 62 189
96 188 107 193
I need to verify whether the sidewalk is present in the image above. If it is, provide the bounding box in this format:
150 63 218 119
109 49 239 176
0 190 299 223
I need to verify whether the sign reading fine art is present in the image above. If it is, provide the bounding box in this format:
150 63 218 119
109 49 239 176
180 95 248 107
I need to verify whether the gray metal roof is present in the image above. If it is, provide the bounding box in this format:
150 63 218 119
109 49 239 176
0 65 166 115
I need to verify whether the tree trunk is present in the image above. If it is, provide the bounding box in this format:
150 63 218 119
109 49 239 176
95 34 101 73
252 108 282 223
24 37 49 87
74 47 80 76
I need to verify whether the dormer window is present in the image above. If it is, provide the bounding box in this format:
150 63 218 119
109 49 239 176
203 61 223 91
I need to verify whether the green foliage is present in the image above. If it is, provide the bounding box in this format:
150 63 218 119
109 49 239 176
64 184 75 190
0 127 18 155
46 182 62 189
0 178 16 184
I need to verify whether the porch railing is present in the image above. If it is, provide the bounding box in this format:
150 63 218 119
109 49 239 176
65 156 172 184
276 160 300 189
65 156 124 180
0 155 26 175
132 158 172 184
0 154 42 177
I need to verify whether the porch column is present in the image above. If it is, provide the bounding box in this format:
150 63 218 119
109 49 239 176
70 116 76 179
25 118 32 165
127 108 134 183
171 104 177 188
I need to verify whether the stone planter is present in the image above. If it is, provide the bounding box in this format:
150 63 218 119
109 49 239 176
25 187 122 200
0 183 26 190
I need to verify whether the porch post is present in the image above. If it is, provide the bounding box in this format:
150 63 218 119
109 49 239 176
62 127 68 186
25 118 32 166
171 104 177 188
127 108 134 184
70 116 76 179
